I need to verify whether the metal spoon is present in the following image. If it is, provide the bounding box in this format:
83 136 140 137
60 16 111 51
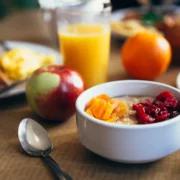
18 118 72 180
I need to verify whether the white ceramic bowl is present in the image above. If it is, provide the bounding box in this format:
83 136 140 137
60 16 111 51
76 80 180 163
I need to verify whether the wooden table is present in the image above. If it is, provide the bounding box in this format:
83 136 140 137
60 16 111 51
1 10 180 180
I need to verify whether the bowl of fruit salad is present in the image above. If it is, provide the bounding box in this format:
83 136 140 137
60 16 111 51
76 80 180 163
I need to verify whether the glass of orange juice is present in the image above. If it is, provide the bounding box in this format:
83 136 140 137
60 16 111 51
56 1 111 88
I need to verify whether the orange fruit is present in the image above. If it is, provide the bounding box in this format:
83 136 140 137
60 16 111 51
121 31 172 80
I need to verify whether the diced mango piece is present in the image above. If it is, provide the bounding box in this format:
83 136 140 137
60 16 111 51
97 94 111 101
114 101 129 117
106 113 116 123
109 98 120 110
102 102 114 120
86 97 97 108
85 108 93 116
90 98 107 119
85 94 129 123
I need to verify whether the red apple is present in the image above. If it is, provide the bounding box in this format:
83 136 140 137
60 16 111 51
26 65 85 121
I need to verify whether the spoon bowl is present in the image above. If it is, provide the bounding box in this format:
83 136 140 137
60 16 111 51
18 118 72 180
18 118 52 156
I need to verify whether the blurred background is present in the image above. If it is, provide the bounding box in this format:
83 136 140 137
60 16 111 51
111 0 180 10
0 0 180 63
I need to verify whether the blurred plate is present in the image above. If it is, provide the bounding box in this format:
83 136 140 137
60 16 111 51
0 41 62 99
111 7 145 39
111 5 179 39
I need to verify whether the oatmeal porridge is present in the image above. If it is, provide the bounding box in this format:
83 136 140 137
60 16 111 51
114 96 154 125
85 91 180 125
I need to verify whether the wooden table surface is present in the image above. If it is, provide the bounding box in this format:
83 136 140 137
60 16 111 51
1 10 180 180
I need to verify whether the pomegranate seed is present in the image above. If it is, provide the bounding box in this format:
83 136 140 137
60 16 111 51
153 100 165 109
133 104 155 124
156 91 173 101
156 110 170 122
164 97 178 109
133 91 180 124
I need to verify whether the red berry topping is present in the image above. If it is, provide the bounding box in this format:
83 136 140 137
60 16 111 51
164 97 178 109
133 104 155 124
156 91 173 102
155 110 170 122
133 91 180 124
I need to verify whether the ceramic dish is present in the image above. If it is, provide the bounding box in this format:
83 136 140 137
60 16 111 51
111 5 179 39
76 80 180 163
0 41 62 99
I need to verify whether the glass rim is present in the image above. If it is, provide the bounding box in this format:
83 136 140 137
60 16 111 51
55 5 111 15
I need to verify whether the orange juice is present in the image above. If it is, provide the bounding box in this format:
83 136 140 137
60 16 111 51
59 24 110 88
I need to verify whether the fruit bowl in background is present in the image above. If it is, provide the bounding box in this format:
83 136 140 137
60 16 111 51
76 80 180 163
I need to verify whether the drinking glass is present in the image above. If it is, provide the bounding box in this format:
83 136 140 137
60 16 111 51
56 1 111 88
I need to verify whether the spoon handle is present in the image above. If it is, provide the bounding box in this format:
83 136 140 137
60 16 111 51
42 155 72 180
